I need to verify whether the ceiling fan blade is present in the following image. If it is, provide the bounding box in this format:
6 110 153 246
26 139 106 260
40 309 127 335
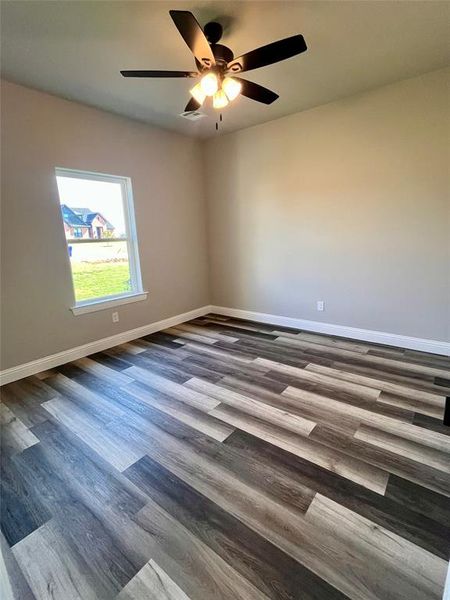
169 10 215 68
227 34 307 73
195 58 205 72
234 78 279 104
184 97 201 112
121 70 198 78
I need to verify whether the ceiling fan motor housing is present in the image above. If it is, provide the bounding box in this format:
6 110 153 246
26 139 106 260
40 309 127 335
203 22 234 67
211 44 234 67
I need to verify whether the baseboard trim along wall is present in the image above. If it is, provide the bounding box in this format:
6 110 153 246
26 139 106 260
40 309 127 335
0 305 210 386
210 305 450 356
2 303 449 385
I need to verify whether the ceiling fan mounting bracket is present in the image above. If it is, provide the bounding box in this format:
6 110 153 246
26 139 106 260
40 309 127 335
203 21 223 45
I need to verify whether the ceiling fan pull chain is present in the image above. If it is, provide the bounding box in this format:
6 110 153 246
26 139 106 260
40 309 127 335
215 113 223 131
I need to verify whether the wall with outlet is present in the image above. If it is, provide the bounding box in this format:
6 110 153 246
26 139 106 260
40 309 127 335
204 69 449 342
2 69 449 373
1 80 210 370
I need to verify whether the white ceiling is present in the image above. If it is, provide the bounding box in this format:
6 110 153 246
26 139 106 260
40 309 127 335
1 1 449 138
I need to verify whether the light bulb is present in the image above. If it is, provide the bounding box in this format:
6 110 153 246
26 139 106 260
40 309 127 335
213 89 229 109
189 83 206 105
200 72 218 96
222 77 242 101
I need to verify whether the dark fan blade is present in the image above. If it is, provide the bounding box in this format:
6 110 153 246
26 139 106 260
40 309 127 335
121 70 197 78
184 97 201 112
169 10 215 67
234 78 279 105
227 34 307 73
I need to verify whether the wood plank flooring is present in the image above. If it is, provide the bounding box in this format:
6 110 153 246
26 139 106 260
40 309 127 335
1 314 449 600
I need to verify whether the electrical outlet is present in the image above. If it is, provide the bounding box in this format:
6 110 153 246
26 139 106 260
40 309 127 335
317 300 324 312
112 311 119 323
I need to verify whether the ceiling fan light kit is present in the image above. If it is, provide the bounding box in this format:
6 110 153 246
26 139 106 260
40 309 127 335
190 73 242 109
200 72 219 96
189 82 207 105
121 10 307 123
212 89 229 109
222 77 242 101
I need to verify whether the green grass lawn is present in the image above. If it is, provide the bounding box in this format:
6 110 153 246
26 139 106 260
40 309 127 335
72 261 131 301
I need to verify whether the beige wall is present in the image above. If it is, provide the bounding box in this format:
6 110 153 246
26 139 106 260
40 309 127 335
204 69 450 342
1 70 449 371
1 80 210 370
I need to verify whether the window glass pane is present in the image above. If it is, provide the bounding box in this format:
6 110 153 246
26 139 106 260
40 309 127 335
68 241 132 302
57 176 127 242
56 170 142 306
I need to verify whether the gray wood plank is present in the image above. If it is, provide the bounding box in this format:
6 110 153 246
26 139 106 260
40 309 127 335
186 377 316 436
209 403 389 494
116 559 191 600
123 381 235 442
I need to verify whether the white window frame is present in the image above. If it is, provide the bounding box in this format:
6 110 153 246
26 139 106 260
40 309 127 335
56 167 147 315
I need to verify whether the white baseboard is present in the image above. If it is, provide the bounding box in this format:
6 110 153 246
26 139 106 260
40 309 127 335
2 303 448 385
0 305 211 386
210 305 450 356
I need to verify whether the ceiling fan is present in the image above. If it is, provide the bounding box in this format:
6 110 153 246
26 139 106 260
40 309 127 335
121 10 307 114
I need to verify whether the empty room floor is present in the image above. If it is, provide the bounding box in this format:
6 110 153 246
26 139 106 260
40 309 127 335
1 314 449 600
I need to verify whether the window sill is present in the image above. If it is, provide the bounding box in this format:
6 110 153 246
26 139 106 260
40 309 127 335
70 292 148 316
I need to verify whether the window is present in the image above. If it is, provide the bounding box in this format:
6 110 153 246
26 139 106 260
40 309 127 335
56 168 146 315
